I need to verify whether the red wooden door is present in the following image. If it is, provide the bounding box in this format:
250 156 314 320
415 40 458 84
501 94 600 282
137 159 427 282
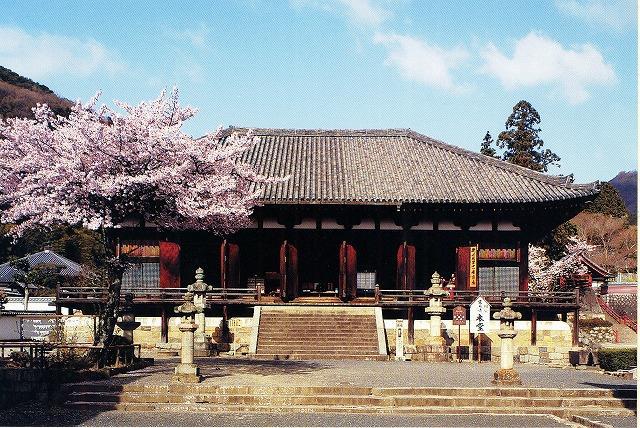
220 240 240 289
279 241 298 301
396 242 416 290
456 245 478 291
159 241 180 288
338 241 357 301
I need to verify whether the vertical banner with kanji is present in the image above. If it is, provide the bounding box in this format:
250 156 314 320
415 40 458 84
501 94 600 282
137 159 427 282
469 245 478 289
470 296 491 333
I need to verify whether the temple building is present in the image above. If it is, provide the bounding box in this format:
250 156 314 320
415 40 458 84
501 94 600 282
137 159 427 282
58 128 600 361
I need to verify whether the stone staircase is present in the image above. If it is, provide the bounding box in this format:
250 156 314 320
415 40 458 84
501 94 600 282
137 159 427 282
253 306 386 360
60 383 637 418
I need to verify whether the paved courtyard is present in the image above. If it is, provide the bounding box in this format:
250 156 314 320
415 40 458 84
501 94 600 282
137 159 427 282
0 357 636 427
100 357 636 389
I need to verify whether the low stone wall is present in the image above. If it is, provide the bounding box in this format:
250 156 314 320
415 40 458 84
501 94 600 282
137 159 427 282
386 319 572 365
116 316 254 352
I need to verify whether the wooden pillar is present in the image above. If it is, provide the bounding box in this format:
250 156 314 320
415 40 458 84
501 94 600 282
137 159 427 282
518 241 529 292
222 305 230 343
531 309 537 345
572 308 579 346
407 307 415 345
160 306 169 343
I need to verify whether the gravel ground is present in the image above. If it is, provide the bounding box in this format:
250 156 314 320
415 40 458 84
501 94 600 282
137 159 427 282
95 357 637 390
0 404 578 427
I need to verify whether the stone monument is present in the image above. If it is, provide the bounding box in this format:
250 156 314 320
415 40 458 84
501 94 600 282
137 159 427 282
492 297 523 385
172 290 203 383
187 267 212 357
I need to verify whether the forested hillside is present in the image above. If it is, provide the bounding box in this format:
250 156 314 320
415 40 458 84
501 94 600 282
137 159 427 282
0 66 72 119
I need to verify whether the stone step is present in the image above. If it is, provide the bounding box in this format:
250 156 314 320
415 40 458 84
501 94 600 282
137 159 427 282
256 343 377 349
62 401 637 418
59 383 637 400
63 391 636 410
251 353 388 360
256 346 378 353
258 339 378 343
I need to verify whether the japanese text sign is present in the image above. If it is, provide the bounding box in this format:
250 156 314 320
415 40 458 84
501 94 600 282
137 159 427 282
470 296 491 333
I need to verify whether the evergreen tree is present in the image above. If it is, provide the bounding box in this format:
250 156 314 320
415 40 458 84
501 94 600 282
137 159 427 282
585 182 630 218
480 131 497 157
497 100 560 172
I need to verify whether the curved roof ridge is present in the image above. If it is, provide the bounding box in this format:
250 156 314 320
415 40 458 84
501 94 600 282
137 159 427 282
225 127 412 137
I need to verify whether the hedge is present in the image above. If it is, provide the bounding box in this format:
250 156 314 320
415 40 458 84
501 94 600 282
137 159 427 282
598 347 637 372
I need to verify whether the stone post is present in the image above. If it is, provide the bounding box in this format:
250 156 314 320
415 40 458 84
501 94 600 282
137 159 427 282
492 297 523 385
395 319 404 360
116 293 141 344
188 268 212 357
172 291 203 383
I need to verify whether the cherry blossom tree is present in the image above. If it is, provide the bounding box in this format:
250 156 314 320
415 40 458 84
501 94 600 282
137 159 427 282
528 236 596 292
0 88 270 352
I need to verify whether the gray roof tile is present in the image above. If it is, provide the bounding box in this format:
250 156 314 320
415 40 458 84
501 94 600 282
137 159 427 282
224 128 599 205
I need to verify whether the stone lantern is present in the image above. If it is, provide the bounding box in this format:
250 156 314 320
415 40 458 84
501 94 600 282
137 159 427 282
492 297 523 385
172 290 203 383
424 272 448 346
116 293 141 344
187 268 212 357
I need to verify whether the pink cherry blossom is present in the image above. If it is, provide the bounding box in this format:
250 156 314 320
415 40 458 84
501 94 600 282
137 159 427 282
0 88 270 236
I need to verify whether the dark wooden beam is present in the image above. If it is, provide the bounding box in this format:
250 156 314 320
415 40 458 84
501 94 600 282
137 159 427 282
160 306 169 343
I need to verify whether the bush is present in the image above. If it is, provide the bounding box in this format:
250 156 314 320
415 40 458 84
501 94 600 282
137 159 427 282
598 347 637 371
580 318 612 328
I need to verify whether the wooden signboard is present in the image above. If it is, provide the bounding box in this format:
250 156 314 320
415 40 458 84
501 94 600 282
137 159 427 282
453 305 466 326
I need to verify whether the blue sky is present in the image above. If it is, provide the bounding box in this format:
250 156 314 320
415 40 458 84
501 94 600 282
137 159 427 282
1 0 636 183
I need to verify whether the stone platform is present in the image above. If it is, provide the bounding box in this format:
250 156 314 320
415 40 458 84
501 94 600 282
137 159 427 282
57 358 637 421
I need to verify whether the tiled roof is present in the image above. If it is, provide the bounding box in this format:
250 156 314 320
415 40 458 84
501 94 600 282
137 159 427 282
0 250 81 284
227 128 599 205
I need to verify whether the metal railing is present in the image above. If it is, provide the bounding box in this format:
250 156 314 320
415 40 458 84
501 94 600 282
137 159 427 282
596 296 638 332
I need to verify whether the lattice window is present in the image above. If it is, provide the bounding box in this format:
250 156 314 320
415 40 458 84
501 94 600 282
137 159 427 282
479 265 519 294
120 240 159 289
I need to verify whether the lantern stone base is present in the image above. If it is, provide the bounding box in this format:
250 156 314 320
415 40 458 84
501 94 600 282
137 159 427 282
173 363 202 383
492 368 522 385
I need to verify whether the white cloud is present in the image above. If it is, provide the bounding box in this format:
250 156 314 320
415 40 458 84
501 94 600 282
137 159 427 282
0 26 125 79
373 32 470 92
167 23 211 49
291 0 390 26
556 0 636 31
480 32 617 104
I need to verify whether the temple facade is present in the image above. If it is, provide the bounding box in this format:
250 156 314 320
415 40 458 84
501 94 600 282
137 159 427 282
58 128 600 359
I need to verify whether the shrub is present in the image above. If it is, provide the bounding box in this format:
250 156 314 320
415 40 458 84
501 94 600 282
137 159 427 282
598 347 637 371
580 318 612 328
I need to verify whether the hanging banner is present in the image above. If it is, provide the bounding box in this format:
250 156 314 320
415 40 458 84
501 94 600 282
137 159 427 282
469 246 478 288
470 296 491 333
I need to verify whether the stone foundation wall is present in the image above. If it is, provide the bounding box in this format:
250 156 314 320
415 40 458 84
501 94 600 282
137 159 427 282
115 316 254 351
385 319 572 365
